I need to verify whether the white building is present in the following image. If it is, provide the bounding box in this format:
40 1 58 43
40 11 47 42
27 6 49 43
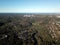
23 15 34 17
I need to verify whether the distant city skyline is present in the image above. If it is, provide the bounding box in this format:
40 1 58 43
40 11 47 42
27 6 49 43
0 0 60 13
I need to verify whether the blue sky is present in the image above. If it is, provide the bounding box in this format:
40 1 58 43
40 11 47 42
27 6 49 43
0 0 60 13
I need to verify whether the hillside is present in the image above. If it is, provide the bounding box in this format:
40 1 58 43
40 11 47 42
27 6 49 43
0 14 60 45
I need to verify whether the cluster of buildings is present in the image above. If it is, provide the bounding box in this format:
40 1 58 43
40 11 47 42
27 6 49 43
23 15 35 17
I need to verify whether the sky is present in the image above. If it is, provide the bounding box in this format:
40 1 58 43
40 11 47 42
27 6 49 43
0 0 60 13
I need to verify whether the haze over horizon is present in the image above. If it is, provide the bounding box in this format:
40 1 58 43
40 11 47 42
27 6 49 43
0 0 60 13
